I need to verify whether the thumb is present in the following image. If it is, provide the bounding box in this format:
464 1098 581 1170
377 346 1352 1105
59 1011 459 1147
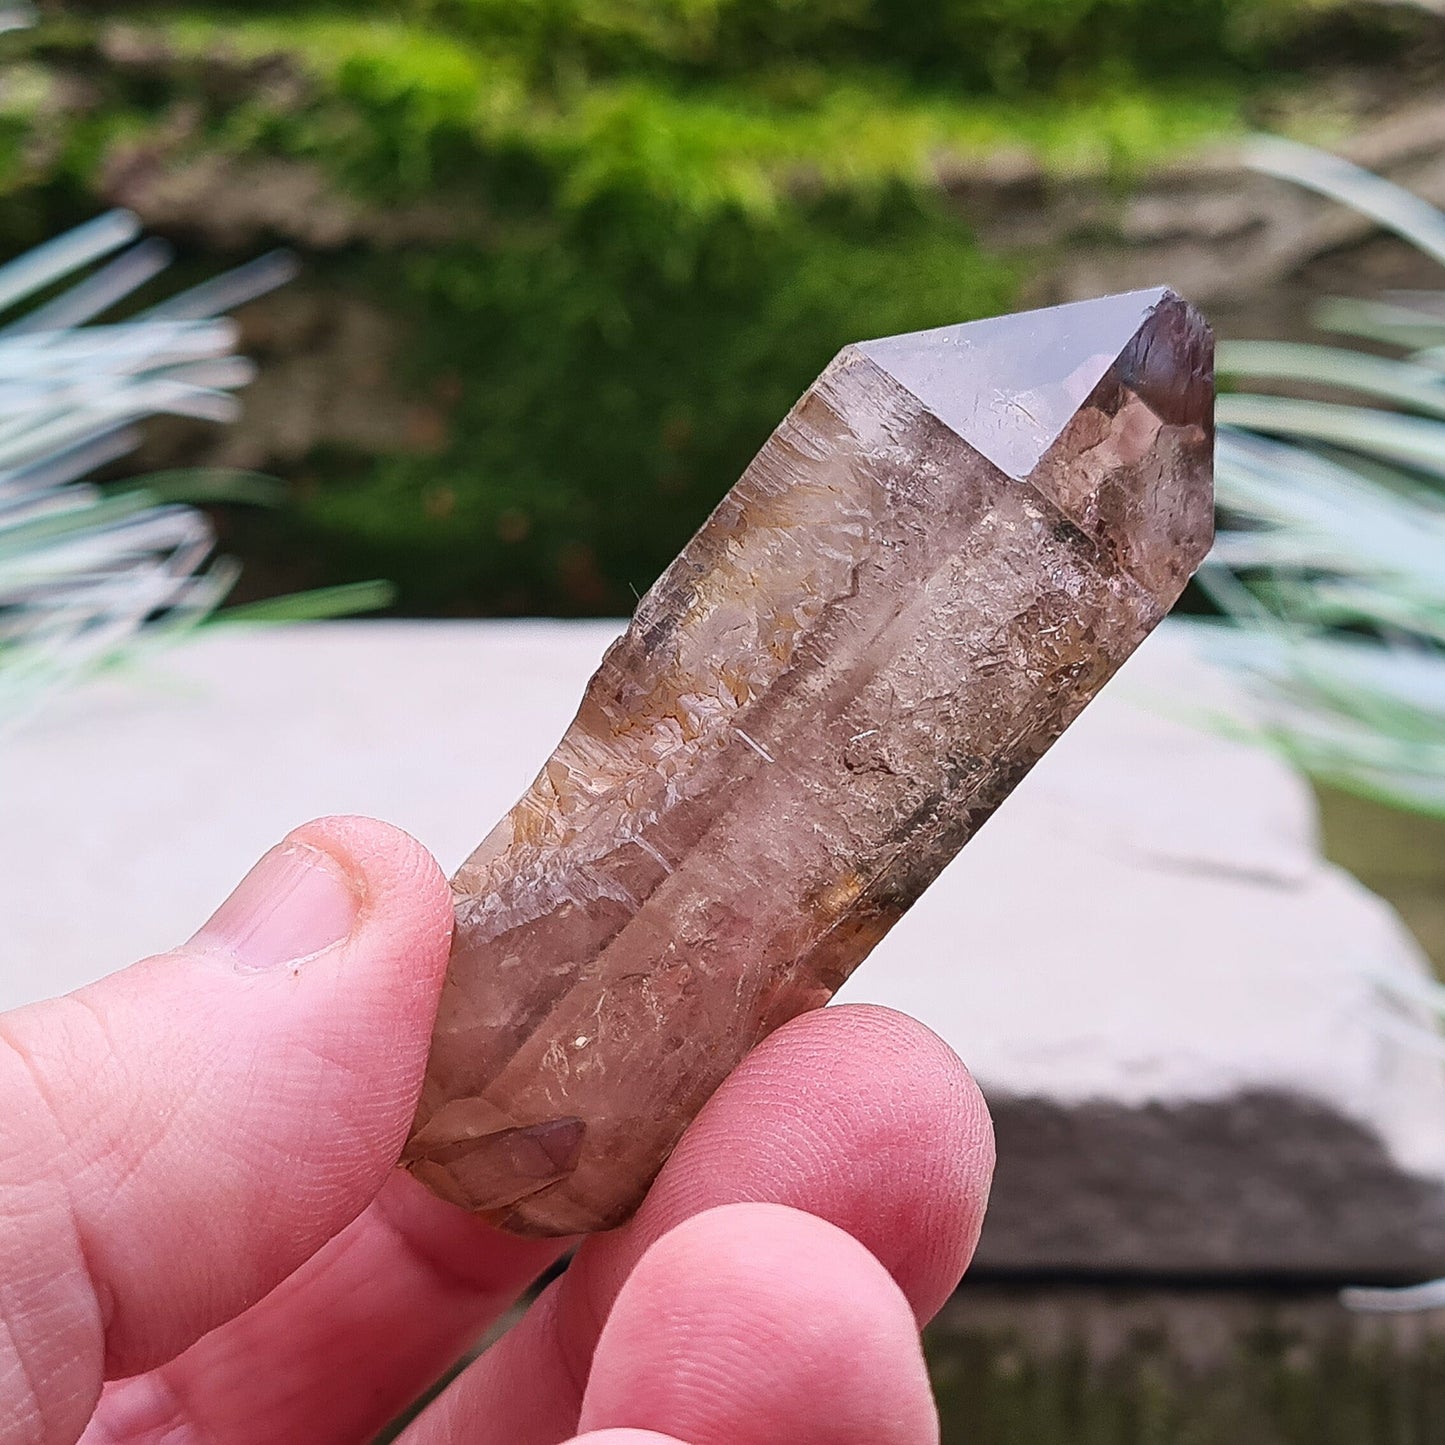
0 816 453 1443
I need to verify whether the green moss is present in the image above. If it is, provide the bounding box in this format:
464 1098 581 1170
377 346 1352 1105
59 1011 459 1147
160 0 1369 90
134 10 1254 197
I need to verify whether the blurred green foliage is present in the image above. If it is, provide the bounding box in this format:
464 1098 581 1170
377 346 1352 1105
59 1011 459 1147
2 0 1392 611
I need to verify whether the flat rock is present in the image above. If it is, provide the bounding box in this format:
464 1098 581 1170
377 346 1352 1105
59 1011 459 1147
2 620 1443 1277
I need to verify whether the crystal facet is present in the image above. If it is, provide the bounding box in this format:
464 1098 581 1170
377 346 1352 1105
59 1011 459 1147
403 288 1215 1235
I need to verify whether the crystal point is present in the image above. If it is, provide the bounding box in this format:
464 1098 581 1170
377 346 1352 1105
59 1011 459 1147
857 286 1175 479
403 289 1215 1235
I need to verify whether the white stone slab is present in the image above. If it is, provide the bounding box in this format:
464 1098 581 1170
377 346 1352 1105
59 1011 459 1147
2 620 1443 1276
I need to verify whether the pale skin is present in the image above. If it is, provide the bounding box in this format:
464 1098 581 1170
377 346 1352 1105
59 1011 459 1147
0 815 996 1445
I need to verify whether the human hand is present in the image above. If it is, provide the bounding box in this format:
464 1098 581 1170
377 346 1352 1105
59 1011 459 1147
0 817 994 1445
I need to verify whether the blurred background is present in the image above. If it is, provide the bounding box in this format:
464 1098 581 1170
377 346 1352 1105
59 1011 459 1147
1 0 1438 617
6 2 1445 1442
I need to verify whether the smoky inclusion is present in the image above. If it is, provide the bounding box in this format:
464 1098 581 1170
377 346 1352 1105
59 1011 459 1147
403 287 1216 1236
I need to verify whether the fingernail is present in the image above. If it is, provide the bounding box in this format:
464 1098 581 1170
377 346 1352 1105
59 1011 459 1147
194 841 360 972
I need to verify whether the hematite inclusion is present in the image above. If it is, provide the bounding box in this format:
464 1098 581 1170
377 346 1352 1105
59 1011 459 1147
403 287 1215 1235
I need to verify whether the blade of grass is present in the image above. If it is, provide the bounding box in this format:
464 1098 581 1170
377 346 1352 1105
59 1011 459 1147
213 580 398 624
1216 396 1445 478
1218 340 1445 418
1 238 174 337
0 212 140 317
1245 135 1445 268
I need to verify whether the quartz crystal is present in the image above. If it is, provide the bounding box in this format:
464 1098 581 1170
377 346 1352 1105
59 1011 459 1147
403 287 1215 1235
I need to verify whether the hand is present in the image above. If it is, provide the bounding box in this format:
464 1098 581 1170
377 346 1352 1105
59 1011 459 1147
0 817 994 1445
